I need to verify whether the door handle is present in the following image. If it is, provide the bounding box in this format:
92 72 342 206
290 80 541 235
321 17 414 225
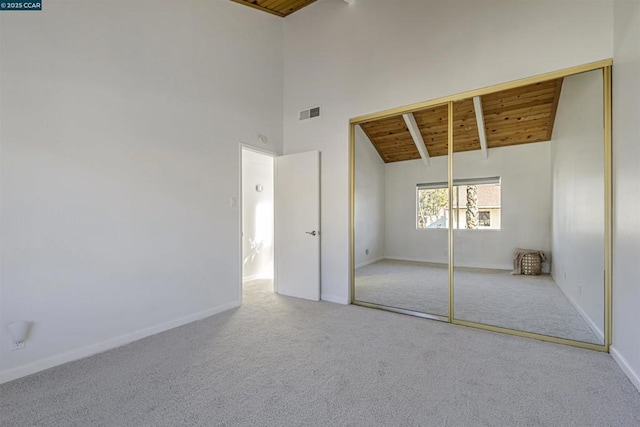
305 231 317 236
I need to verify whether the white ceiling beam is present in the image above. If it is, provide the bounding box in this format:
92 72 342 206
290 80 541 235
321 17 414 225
473 96 488 159
402 113 430 166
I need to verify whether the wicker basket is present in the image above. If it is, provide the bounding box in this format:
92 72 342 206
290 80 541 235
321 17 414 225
521 253 542 275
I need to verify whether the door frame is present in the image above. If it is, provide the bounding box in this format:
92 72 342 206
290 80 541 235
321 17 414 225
239 143 278 304
348 59 613 353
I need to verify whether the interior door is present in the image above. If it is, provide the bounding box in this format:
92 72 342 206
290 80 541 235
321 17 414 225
275 151 321 301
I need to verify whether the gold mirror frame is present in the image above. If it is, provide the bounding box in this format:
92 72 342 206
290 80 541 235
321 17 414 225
349 59 613 352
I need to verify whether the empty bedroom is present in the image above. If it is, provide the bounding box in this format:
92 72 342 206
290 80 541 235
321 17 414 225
1 0 640 426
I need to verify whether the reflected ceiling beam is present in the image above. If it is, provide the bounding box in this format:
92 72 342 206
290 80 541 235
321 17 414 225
473 96 488 159
402 113 430 166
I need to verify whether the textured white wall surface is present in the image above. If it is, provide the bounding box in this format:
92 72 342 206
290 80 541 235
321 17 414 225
612 0 640 390
0 0 283 380
551 70 605 340
384 143 551 270
354 126 385 268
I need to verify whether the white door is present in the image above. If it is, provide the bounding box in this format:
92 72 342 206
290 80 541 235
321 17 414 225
275 151 320 301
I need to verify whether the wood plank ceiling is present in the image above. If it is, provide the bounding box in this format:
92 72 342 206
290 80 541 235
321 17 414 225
360 78 564 163
231 0 317 17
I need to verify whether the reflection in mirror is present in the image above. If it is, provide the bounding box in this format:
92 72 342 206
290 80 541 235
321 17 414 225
452 70 605 345
354 106 449 317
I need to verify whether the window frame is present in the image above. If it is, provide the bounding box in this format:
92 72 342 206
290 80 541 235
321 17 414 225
416 177 501 231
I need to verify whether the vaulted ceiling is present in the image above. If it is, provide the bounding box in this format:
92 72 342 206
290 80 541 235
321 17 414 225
359 78 564 163
231 0 318 17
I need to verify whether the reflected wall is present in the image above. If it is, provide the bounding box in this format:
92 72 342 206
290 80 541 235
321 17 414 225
351 62 611 350
452 70 605 345
353 106 449 319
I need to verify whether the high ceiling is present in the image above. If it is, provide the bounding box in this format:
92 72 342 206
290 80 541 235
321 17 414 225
359 78 564 163
231 0 318 17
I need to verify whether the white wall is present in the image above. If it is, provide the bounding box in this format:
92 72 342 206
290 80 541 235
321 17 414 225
612 0 640 391
354 126 385 268
283 0 613 303
242 150 274 280
550 70 605 341
384 143 552 270
0 1 283 382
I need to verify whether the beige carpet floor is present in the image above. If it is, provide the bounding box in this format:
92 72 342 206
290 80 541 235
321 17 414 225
355 259 601 344
1 279 638 426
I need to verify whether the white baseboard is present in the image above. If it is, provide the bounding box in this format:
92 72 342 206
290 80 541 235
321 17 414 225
0 300 241 385
355 256 384 269
383 256 511 271
321 293 349 305
570 295 604 343
384 256 443 264
611 346 640 393
557 285 605 344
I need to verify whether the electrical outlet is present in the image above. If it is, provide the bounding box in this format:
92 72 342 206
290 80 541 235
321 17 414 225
11 342 24 351
365 249 370 255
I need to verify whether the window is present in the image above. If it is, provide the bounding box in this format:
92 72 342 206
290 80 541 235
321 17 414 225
479 211 491 227
416 177 501 230
416 187 449 229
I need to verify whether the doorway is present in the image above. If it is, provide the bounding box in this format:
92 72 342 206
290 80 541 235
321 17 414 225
241 147 275 293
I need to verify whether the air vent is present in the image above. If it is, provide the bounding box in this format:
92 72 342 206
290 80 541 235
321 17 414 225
299 106 321 121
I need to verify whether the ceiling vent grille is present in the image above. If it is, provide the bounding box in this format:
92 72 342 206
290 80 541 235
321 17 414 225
299 106 321 121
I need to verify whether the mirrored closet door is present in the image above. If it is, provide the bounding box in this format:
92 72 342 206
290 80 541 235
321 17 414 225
353 105 450 320
452 70 606 346
351 60 611 351
354 104 449 319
